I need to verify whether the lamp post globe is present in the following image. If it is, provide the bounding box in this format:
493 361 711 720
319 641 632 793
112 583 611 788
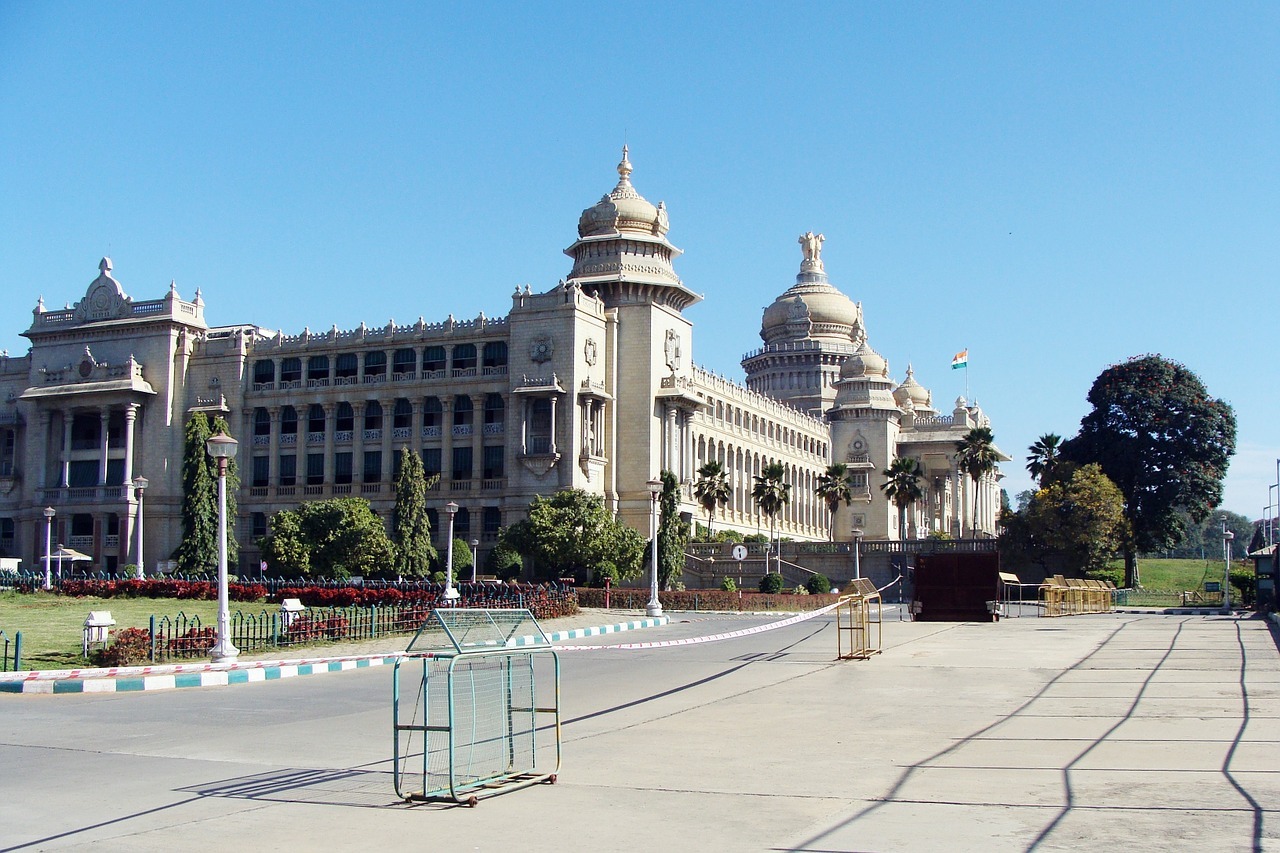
646 479 663 618
205 432 240 662
443 502 460 601
1222 518 1235 616
470 538 479 584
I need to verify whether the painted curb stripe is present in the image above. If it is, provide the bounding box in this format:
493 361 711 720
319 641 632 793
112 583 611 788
0 616 670 694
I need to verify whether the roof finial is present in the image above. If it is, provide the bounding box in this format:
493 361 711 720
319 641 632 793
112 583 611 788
617 145 632 183
99 257 112 274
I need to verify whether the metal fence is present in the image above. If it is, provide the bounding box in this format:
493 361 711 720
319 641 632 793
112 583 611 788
0 629 21 672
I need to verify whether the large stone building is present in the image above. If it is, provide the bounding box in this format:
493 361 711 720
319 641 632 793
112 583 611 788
0 150 1002 575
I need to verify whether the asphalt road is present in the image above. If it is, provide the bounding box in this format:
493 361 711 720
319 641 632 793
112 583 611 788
2 611 1278 852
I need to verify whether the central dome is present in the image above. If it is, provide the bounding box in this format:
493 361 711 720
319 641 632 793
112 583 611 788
577 146 670 238
760 235 863 346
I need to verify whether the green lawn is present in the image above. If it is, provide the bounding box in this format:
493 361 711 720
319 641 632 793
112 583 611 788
0 592 236 670
1108 557 1249 607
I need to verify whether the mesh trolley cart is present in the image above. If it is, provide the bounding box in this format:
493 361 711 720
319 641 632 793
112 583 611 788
393 608 561 806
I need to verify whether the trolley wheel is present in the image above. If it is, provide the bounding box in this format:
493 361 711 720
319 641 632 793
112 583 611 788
548 774 557 785
466 795 478 808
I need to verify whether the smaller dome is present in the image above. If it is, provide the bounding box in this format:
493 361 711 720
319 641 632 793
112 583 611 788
577 146 670 238
893 364 932 410
839 340 889 380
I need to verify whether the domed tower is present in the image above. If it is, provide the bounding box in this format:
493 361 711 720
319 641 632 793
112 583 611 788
825 339 904 540
742 233 864 416
558 149 705 533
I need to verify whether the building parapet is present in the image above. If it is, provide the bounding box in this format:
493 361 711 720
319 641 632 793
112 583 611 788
740 339 860 363
690 365 827 431
253 314 512 352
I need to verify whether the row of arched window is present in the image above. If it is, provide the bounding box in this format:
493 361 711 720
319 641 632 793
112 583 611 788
251 395 506 437
252 342 509 385
700 397 827 459
695 435 827 534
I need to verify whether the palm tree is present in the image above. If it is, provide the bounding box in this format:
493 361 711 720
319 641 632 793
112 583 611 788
815 463 854 541
693 460 732 537
751 461 790 573
880 457 923 541
956 426 1000 534
1026 433 1062 486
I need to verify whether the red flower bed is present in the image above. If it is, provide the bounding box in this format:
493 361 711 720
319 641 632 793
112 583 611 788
58 578 267 602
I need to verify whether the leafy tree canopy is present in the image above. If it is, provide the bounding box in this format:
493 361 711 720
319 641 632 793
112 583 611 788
502 489 645 581
656 470 691 589
1063 355 1236 586
1014 463 1130 575
260 497 395 580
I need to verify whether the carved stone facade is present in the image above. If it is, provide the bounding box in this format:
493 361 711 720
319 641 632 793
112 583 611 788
0 150 1001 574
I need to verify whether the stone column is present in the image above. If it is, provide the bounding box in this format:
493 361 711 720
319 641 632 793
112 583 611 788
98 407 110 485
322 403 336 488
411 398 424 454
548 395 558 455
353 400 366 481
122 403 139 485
267 405 281 488
442 396 455 484
382 396 395 484
59 412 70 488
471 396 483 484
35 410 51 490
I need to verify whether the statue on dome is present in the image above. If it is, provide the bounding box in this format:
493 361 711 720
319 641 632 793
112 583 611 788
798 231 825 271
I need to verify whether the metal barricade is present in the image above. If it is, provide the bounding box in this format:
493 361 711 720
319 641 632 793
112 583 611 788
836 578 882 660
393 608 561 806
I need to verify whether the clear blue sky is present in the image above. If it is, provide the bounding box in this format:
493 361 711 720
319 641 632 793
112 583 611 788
2 3 1276 518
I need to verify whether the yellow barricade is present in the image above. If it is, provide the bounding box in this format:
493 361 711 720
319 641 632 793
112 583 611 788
836 578 882 660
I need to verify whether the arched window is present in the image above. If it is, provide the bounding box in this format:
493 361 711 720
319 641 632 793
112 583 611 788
307 404 326 434
452 344 477 372
253 408 271 437
307 355 329 381
364 350 386 377
280 406 298 435
482 341 508 369
423 397 443 429
453 395 473 426
423 346 446 372
253 360 275 384
393 348 416 376
336 402 354 432
393 398 412 429
280 357 302 383
335 353 358 378
364 400 383 431
484 394 505 425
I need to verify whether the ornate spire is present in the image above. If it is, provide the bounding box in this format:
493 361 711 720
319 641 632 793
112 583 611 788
99 257 112 274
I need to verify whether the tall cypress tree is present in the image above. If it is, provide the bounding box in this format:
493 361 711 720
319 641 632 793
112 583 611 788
393 447 437 577
173 412 217 573
657 469 689 590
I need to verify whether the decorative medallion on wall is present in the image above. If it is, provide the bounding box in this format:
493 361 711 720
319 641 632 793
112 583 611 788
663 329 682 373
530 336 553 364
583 338 597 366
78 347 96 378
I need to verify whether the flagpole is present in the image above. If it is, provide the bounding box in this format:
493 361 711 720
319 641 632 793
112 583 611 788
966 347 970 401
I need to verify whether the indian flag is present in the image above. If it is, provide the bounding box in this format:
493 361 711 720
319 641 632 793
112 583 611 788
951 349 968 370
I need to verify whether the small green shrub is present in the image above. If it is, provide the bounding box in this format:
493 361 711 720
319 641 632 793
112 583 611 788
805 573 831 595
719 576 737 592
592 561 619 587
758 573 784 594
91 627 152 667
1084 567 1124 588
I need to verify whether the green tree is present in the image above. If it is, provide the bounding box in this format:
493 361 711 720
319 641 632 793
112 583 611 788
751 461 790 572
1022 464 1129 575
657 470 690 590
259 497 396 579
445 537 474 580
1026 433 1064 487
392 447 438 577
815 463 854 541
484 538 524 580
1063 355 1237 588
502 489 645 581
880 456 923 541
956 426 1000 535
693 460 731 536
173 412 217 573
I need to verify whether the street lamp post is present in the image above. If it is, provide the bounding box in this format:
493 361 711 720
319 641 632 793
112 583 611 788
132 475 148 580
852 528 864 581
206 432 240 663
470 538 479 583
443 502 460 601
646 479 663 618
1222 517 1234 616
42 507 55 591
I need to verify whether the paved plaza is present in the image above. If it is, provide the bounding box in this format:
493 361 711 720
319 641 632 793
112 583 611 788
1 610 1278 852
